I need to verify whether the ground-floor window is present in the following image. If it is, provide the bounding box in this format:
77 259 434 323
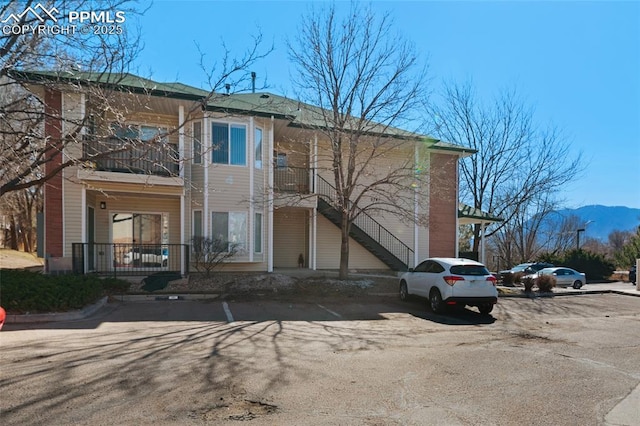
254 212 262 253
212 211 247 251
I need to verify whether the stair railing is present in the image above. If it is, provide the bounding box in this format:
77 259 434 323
316 175 414 269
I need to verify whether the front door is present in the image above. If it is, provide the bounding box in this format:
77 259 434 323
112 213 168 269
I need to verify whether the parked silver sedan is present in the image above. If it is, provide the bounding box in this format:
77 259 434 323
536 267 586 289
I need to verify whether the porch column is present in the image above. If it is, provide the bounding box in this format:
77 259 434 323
414 143 420 267
249 117 255 261
480 222 486 264
180 193 186 275
267 116 274 272
312 134 318 270
81 187 87 273
178 105 185 178
311 208 317 270
203 116 210 239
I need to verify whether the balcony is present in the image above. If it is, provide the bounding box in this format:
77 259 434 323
83 136 179 177
274 167 313 194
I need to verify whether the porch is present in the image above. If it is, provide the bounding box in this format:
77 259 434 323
72 243 189 276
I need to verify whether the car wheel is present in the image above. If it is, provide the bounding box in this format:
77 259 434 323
478 303 494 315
572 280 583 289
429 289 445 314
399 281 409 302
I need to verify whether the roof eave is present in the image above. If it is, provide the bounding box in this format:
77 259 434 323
9 70 208 102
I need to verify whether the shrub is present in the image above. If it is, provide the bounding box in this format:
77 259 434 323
522 276 535 293
0 270 129 313
536 275 556 293
191 237 240 277
561 250 614 282
513 272 524 284
502 272 515 286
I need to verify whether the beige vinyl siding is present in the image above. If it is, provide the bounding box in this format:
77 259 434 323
273 208 308 268
208 166 251 207
62 173 83 256
316 215 388 270
314 136 418 257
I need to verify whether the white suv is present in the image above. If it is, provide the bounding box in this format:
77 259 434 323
399 257 498 315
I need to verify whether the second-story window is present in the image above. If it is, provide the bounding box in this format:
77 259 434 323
212 122 246 166
192 121 202 164
255 128 263 169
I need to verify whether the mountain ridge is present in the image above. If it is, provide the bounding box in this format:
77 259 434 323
549 205 640 241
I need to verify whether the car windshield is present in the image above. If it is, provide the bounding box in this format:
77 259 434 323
450 265 490 276
529 264 550 272
511 264 532 272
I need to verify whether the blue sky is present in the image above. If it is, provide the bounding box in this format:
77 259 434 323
134 1 640 209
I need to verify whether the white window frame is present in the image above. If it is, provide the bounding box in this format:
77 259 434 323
192 121 202 164
255 127 263 169
211 121 247 166
254 212 263 254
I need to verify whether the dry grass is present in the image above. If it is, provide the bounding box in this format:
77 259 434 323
0 249 43 270
128 271 398 298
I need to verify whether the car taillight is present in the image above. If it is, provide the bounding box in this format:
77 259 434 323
487 276 497 286
443 275 464 286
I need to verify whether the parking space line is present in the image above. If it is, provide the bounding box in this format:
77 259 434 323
222 302 234 323
317 304 342 318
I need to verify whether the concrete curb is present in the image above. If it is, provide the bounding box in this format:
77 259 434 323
113 293 221 302
5 284 638 324
5 296 109 324
497 287 640 299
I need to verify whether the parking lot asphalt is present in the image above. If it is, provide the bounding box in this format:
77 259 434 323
2 293 640 425
5 279 638 325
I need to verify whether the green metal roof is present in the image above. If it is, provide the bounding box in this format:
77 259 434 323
9 70 210 101
458 204 503 223
10 70 474 152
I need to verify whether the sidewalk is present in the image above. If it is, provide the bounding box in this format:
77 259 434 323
498 280 640 298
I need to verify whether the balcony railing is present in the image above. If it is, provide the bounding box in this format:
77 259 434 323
83 137 179 177
72 243 189 276
274 167 313 194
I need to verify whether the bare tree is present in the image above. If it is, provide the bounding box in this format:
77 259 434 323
427 81 582 255
0 1 272 197
1 186 41 251
614 226 640 268
288 3 430 279
0 0 147 196
609 229 632 253
490 193 555 266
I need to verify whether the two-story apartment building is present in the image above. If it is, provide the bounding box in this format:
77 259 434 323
17 71 476 276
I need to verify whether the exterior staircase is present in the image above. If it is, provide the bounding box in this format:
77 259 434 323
316 176 413 271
